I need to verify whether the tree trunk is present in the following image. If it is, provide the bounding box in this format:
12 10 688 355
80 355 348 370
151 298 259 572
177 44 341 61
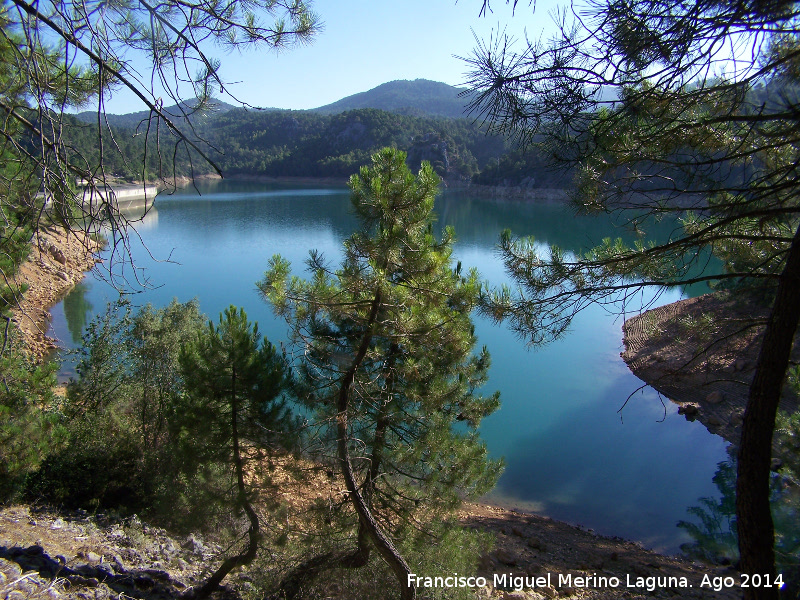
736 223 800 600
268 528 372 600
365 342 397 509
267 343 398 600
193 366 261 600
336 289 415 600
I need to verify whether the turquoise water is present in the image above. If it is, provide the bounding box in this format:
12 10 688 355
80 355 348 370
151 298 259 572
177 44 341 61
50 180 728 553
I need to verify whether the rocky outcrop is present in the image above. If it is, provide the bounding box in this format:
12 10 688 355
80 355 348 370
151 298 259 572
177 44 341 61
407 132 450 174
0 506 233 600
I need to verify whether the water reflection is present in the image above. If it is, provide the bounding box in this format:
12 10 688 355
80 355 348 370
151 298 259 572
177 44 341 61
677 451 738 563
489 372 727 550
436 190 715 298
121 205 159 231
61 281 93 344
679 451 800 596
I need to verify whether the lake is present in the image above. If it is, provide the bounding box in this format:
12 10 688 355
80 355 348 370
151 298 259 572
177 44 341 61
50 180 729 553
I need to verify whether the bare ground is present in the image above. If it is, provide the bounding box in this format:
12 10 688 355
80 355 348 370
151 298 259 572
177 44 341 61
0 501 744 600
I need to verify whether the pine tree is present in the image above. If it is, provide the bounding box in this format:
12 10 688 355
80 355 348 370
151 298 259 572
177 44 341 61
178 305 295 599
28 301 295 595
0 338 63 500
259 147 502 600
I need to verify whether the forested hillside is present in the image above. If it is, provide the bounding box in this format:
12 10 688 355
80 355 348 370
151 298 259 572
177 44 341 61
73 98 238 129
204 108 506 179
60 79 582 186
64 77 798 188
62 107 516 183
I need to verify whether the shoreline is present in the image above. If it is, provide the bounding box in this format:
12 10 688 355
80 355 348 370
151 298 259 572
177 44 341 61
9 227 101 361
166 172 572 203
621 292 799 449
445 181 569 203
459 501 740 599
7 203 735 599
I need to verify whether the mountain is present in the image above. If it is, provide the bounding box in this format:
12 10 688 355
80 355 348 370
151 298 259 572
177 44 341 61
202 107 506 181
62 81 528 184
311 79 475 119
74 98 237 129
73 80 473 126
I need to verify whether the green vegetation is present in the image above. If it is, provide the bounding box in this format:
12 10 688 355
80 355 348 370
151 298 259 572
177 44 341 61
260 148 501 599
24 300 305 595
0 2 321 569
0 0 320 452
26 300 205 516
12 0 800 594
0 339 63 502
61 106 511 182
12 150 498 600
208 108 506 179
0 0 320 300
471 144 573 188
57 114 196 184
311 79 475 119
678 452 800 599
0 3 90 320
177 306 296 599
74 98 237 130
0 4 86 500
1 0 509 596
0 206 31 317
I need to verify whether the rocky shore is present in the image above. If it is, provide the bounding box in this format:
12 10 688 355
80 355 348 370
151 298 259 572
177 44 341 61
621 292 799 448
9 227 102 361
0 503 742 600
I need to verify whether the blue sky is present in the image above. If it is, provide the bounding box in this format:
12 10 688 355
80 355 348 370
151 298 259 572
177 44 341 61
104 0 564 114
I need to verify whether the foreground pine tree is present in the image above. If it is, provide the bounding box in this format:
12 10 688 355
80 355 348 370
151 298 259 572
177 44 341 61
259 148 502 600
178 306 295 599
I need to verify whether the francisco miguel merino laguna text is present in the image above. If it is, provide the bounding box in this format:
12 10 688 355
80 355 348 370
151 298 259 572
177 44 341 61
408 572 693 592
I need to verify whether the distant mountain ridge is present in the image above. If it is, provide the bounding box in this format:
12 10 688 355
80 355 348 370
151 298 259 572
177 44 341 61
74 80 474 126
311 79 474 119
74 98 237 129
64 80 560 185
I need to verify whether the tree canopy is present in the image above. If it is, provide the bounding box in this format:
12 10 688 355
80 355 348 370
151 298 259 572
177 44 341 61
56 106 511 182
466 0 800 596
259 147 501 600
25 300 296 595
178 305 295 599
